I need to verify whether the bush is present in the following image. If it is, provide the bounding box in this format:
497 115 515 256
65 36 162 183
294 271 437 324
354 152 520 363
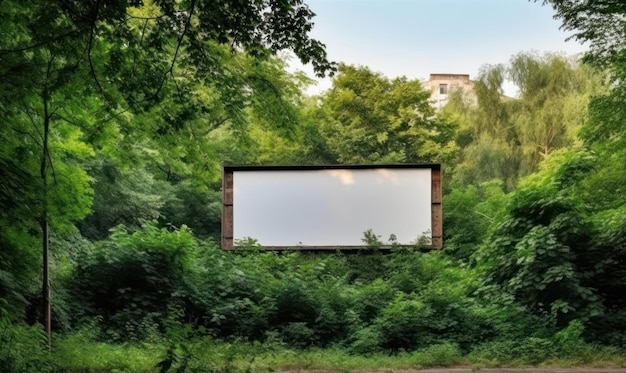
69 224 199 341
0 315 52 373
348 325 382 354
375 294 432 351
351 279 396 325
310 282 354 346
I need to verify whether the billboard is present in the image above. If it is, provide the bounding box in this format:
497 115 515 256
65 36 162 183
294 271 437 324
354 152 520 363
222 164 442 250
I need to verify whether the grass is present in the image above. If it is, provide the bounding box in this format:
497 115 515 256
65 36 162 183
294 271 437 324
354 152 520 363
47 335 626 373
52 339 161 372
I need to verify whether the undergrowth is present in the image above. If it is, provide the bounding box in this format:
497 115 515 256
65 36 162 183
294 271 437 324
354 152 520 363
46 334 626 373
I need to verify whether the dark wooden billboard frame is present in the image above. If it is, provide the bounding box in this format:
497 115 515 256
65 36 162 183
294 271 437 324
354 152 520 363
221 164 442 250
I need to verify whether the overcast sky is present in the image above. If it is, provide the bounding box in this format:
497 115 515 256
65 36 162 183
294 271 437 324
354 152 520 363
290 0 588 97
233 169 432 247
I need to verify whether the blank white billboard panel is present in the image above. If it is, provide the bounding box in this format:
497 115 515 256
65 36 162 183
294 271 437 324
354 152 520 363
221 165 442 250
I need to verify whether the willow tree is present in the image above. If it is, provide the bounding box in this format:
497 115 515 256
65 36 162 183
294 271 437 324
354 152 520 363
509 52 600 173
451 64 522 189
450 53 599 189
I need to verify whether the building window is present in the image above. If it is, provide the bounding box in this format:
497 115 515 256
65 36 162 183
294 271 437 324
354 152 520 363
439 84 448 95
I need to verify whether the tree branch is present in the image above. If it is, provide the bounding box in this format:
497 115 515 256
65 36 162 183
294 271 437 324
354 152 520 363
86 0 110 103
151 0 197 102
0 30 79 55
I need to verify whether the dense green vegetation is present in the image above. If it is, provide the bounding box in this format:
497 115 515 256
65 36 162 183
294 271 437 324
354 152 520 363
1 0 626 372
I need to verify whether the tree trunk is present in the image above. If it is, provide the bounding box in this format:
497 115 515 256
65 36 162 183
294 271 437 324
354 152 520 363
41 88 51 349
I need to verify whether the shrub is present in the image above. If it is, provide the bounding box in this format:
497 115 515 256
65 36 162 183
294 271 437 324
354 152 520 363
375 294 432 351
0 315 52 373
351 279 396 325
348 325 382 354
69 224 198 341
310 282 355 346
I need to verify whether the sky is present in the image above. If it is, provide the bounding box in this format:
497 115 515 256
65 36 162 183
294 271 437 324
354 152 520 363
233 169 432 246
289 0 588 97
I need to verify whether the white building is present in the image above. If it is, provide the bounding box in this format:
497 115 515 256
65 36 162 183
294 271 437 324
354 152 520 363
422 73 476 110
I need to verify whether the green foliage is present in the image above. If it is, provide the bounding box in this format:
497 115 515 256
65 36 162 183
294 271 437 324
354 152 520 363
374 294 431 351
573 155 626 344
337 251 504 353
469 338 555 366
582 85 626 151
468 319 625 367
0 316 52 373
410 343 463 368
0 225 39 320
159 183 223 240
382 253 493 350
361 228 385 247
443 180 508 261
317 64 458 164
69 224 199 341
350 279 396 324
509 52 598 173
46 330 626 372
475 150 609 326
1 1 625 363
52 328 161 372
450 64 520 189
12 225 626 369
79 159 172 240
1 0 335 340
542 0 626 68
449 53 600 190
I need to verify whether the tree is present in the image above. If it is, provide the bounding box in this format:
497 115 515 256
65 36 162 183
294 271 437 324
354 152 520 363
0 38 96 342
247 94 338 165
508 52 600 173
0 0 334 345
541 0 626 152
541 0 626 67
78 159 170 241
317 64 458 164
449 53 599 189
450 64 522 189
